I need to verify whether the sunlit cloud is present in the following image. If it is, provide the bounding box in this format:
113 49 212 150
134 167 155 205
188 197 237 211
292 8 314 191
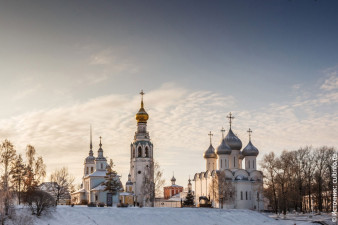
0 77 337 186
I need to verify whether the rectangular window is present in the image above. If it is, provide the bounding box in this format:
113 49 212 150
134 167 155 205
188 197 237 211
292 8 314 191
246 192 248 200
240 191 243 200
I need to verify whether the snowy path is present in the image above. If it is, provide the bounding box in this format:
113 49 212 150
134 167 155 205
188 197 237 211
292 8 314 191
30 206 317 225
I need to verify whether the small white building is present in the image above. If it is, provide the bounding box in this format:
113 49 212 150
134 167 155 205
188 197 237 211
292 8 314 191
194 113 264 210
71 131 121 206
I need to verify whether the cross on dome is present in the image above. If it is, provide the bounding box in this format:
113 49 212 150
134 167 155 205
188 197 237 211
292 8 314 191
208 131 213 145
247 128 252 141
140 89 145 108
99 136 102 147
227 112 235 129
220 127 225 139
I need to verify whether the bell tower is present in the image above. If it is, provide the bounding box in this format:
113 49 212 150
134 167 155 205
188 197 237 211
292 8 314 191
129 90 155 207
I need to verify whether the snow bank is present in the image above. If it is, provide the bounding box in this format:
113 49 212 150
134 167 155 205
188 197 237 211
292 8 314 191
22 206 315 225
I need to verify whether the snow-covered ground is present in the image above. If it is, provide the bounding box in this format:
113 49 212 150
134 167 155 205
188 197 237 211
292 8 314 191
10 206 333 225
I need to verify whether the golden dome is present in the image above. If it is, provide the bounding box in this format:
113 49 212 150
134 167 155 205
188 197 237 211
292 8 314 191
136 90 149 123
136 106 149 123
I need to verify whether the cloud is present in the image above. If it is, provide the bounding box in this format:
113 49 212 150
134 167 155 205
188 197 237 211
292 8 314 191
321 70 338 91
12 84 41 101
0 78 337 187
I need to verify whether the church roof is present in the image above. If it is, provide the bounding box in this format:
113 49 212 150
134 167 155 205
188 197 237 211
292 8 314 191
224 128 242 150
216 139 232 155
242 141 259 157
203 144 217 159
86 170 107 178
72 188 85 194
91 183 106 191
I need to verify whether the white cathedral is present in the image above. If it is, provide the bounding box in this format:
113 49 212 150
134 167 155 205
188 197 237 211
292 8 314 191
194 113 264 210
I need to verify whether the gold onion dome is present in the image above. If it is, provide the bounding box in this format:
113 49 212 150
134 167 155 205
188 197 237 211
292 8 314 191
136 90 149 123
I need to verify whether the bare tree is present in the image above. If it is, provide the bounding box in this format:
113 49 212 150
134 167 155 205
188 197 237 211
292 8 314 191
260 152 278 213
23 145 46 192
154 161 165 197
0 139 16 216
10 154 26 205
50 167 74 205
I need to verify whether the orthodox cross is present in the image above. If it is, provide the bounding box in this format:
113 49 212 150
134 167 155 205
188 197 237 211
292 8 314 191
247 128 252 141
140 89 145 107
208 131 213 145
99 136 102 147
227 112 235 129
220 127 225 139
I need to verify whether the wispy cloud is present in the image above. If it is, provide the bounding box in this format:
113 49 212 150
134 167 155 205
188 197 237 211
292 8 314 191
321 72 338 91
0 78 337 186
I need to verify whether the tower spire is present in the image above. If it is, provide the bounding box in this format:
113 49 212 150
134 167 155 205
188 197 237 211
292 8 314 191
247 128 252 142
208 131 213 145
99 136 102 148
227 112 235 129
90 124 93 150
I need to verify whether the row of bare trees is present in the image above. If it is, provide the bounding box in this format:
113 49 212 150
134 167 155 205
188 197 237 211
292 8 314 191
260 146 336 214
0 140 48 222
0 139 75 222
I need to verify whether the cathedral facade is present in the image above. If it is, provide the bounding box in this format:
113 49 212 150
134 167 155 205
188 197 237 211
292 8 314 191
71 130 121 206
194 113 264 210
127 91 155 207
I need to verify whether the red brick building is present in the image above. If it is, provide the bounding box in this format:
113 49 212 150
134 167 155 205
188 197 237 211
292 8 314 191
163 175 183 199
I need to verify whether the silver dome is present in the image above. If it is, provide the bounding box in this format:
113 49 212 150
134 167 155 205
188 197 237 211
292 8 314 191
242 141 259 156
225 129 242 150
85 155 95 163
216 139 232 155
203 144 217 158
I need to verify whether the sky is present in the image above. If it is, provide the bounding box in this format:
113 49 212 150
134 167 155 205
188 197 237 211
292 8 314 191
0 0 337 189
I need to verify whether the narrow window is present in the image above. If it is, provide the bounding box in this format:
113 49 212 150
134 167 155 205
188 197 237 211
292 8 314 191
234 157 235 167
132 147 135 158
145 147 149 157
246 191 248 200
221 159 223 168
91 167 93 173
101 163 103 169
249 160 250 169
138 146 142 157
86 167 89 174
257 192 259 200
241 191 243 200
225 159 227 168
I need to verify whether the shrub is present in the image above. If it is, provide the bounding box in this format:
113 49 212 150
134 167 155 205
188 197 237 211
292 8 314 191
23 190 56 216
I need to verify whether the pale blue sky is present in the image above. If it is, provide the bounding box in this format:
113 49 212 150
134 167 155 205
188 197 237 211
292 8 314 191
0 0 337 187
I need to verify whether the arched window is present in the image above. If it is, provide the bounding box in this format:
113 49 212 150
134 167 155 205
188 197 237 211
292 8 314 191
138 146 142 157
246 191 248 200
233 157 235 167
221 159 223 168
91 167 93 173
145 147 149 157
240 191 243 200
225 159 227 168
86 167 89 174
101 163 103 169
